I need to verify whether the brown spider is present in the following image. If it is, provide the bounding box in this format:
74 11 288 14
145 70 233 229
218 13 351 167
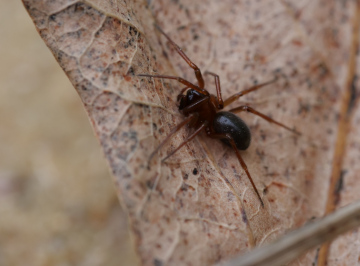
138 25 300 207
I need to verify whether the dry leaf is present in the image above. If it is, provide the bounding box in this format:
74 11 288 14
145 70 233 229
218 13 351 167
22 0 360 265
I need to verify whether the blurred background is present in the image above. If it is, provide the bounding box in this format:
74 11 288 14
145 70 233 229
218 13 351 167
0 1 137 265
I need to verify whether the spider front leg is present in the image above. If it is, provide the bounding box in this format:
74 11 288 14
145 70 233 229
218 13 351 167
223 76 279 107
148 113 198 165
137 74 208 96
162 121 207 163
229 105 301 135
154 24 205 89
204 71 224 109
208 132 264 207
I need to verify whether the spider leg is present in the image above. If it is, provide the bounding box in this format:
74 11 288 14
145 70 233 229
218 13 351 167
181 96 209 114
208 132 264 207
149 113 198 164
161 121 207 163
204 71 224 109
223 76 278 107
154 24 205 89
229 105 301 135
138 74 208 95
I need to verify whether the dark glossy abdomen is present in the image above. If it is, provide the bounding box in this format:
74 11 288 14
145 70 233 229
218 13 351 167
213 112 251 150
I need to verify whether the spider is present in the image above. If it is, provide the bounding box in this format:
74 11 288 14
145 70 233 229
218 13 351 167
138 25 300 207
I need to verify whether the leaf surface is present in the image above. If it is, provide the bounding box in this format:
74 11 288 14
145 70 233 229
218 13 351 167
22 0 360 265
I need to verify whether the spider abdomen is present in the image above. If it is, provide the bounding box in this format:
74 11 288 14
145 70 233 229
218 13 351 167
213 112 251 150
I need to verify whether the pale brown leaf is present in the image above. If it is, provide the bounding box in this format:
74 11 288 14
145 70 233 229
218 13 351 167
22 0 360 265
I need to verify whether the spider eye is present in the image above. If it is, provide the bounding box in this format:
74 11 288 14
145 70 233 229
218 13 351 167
188 92 195 102
187 89 202 102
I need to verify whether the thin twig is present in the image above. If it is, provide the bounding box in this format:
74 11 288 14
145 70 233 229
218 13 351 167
221 200 360 266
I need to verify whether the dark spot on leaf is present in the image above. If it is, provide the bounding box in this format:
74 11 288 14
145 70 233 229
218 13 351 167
146 180 154 189
241 209 248 224
154 258 163 266
309 216 317 222
162 50 169 59
127 66 135 76
313 247 321 266
334 169 346 205
348 75 358 114
227 191 235 201
181 183 189 191
129 26 138 36
263 187 268 195
260 132 266 141
177 25 186 31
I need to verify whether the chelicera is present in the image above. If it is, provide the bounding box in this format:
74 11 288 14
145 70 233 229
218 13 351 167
138 25 300 207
